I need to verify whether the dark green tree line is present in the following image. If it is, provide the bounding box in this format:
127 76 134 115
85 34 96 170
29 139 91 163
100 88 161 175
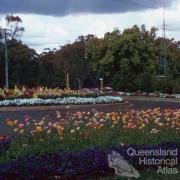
0 16 180 93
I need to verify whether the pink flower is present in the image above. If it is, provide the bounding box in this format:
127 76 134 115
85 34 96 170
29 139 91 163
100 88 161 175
24 115 31 122
18 123 24 128
56 111 61 118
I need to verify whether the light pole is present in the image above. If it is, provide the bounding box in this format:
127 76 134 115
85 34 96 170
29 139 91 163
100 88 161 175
66 73 70 90
4 29 9 88
0 28 9 88
99 78 103 91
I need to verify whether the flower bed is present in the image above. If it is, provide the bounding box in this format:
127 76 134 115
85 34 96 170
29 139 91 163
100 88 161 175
0 143 179 179
0 96 123 107
0 87 104 100
1 108 180 178
118 91 180 99
0 136 11 154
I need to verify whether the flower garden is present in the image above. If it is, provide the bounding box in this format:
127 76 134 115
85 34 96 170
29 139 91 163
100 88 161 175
0 87 123 107
118 91 180 99
0 108 180 179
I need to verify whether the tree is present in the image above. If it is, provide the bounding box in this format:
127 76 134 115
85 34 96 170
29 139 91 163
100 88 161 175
7 39 38 87
5 15 24 40
0 15 25 87
58 35 92 89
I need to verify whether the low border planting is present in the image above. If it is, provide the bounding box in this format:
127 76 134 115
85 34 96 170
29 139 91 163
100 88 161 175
0 143 179 179
0 96 123 107
118 91 180 99
0 87 104 100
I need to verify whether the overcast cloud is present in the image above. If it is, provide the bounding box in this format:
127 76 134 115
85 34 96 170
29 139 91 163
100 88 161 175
0 0 176 16
0 0 180 53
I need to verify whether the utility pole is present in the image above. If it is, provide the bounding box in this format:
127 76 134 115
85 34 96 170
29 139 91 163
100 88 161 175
0 28 9 88
66 73 70 90
160 1 167 76
4 29 9 88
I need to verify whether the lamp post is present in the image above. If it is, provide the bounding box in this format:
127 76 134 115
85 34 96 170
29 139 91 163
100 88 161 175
99 78 103 91
0 28 9 88
4 29 9 88
66 73 70 90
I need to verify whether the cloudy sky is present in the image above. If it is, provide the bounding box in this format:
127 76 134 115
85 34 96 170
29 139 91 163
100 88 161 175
0 0 180 53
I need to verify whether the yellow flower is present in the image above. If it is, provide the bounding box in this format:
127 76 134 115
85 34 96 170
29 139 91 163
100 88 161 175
47 129 52 134
13 120 18 125
58 130 63 135
20 129 24 134
139 124 145 129
7 121 13 126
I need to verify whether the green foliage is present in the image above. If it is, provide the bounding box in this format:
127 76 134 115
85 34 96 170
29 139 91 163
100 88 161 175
0 22 180 93
86 25 180 93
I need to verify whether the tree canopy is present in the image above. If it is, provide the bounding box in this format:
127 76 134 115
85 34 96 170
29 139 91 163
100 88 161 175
0 17 180 93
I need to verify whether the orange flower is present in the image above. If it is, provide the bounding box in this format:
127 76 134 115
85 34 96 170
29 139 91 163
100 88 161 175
6 120 13 126
36 126 43 132
98 124 104 129
112 116 117 121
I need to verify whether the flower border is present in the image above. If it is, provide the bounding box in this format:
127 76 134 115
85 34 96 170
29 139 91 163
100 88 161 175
0 96 123 107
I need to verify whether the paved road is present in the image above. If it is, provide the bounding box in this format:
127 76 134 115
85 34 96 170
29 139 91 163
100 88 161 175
0 100 179 136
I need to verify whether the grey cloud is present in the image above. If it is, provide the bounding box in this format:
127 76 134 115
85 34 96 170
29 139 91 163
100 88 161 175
0 0 176 16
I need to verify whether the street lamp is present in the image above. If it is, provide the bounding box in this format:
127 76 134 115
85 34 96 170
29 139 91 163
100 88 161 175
99 78 103 91
66 72 70 90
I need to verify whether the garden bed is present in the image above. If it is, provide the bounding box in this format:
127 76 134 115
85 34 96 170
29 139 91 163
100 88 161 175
0 96 123 107
0 108 180 179
118 91 180 99
0 87 104 100
0 142 179 179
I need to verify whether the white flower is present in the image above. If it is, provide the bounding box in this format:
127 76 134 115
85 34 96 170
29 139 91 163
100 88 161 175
76 127 80 131
70 129 75 133
0 96 123 106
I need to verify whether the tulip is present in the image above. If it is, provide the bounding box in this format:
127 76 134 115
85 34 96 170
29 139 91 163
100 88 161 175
47 129 52 134
7 121 13 126
24 115 31 122
13 120 18 125
18 123 24 129
13 128 19 132
36 126 43 132
20 129 24 134
70 129 75 133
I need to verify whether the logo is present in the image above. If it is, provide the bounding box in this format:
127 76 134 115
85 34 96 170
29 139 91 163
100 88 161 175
108 151 140 178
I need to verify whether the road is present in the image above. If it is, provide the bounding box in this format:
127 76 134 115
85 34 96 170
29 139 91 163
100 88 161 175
0 99 179 136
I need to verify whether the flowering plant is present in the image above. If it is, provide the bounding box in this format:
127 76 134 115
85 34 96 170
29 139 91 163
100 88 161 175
1 108 180 178
0 86 105 100
0 96 123 107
